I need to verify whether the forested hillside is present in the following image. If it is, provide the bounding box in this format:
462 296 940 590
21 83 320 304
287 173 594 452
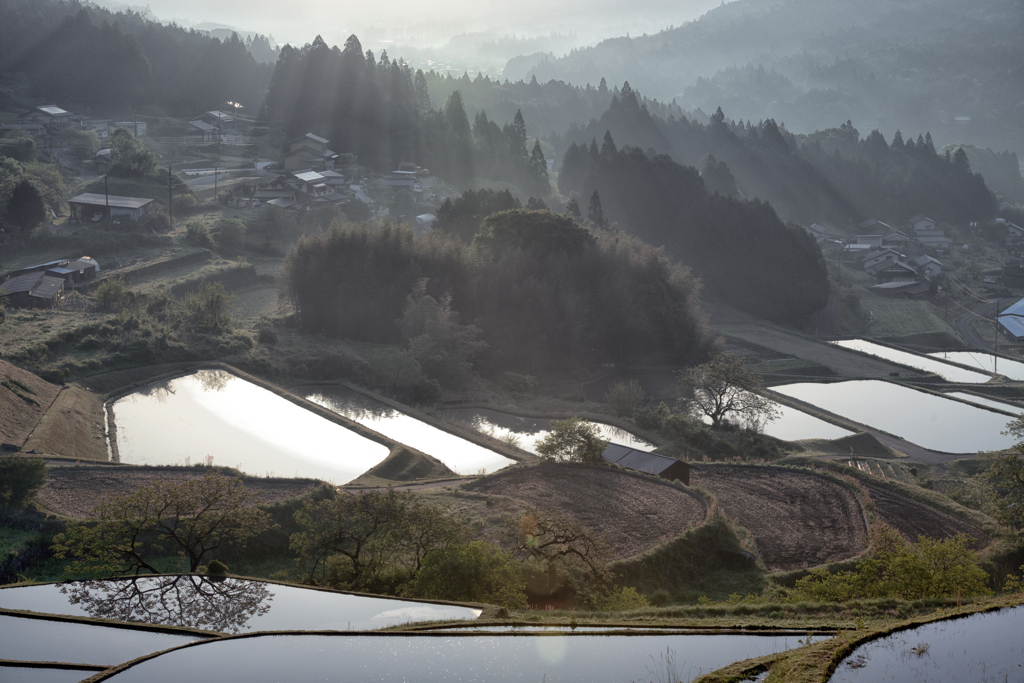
524 0 1024 155
0 0 275 116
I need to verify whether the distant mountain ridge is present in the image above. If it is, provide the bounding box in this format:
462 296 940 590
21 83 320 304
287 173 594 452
525 0 1024 155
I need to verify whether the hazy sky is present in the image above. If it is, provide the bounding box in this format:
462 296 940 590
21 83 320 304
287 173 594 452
118 0 725 49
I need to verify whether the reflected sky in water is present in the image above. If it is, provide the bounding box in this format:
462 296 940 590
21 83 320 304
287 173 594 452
0 613 200 666
831 340 992 383
773 380 1016 453
94 631 808 683
929 351 1024 381
946 391 1023 415
110 371 390 484
695 391 854 442
300 386 514 475
830 606 1024 682
0 577 480 634
442 408 654 455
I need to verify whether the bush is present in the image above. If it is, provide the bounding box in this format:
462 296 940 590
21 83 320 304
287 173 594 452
500 372 537 393
594 586 650 611
184 218 214 248
604 379 647 417
405 541 528 609
647 588 672 606
216 218 246 250
0 457 47 511
173 194 198 215
140 205 171 233
206 559 228 575
93 277 132 312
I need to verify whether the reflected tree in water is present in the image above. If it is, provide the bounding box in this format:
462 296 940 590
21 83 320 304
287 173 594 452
196 370 231 393
59 575 273 634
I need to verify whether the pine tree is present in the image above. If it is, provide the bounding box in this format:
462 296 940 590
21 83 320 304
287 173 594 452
587 190 606 228
528 140 549 195
565 198 582 221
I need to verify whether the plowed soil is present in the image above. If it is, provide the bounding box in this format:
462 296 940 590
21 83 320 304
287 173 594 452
36 466 324 519
866 484 990 549
691 464 868 571
469 465 708 560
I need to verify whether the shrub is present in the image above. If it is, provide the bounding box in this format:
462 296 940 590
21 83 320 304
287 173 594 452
594 586 650 611
647 588 672 606
604 379 647 417
206 559 229 575
184 218 214 248
173 194 197 215
405 541 528 609
500 372 537 393
0 457 47 511
93 277 132 312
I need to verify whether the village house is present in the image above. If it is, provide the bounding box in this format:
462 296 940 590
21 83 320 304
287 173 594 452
283 134 338 172
868 280 931 299
188 119 217 144
861 248 906 273
1 256 100 308
904 214 937 234
881 231 911 248
998 297 1024 342
93 149 111 174
858 218 894 233
911 254 943 280
870 257 919 283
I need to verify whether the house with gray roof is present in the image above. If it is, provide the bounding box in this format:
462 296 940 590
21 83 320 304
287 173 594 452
602 444 690 485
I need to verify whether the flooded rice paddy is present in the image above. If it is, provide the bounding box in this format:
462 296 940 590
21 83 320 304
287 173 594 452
92 632 807 683
946 391 1022 415
697 392 854 441
0 576 480 634
929 350 1024 381
831 340 993 383
300 386 514 475
441 408 654 454
0 614 200 666
771 381 1016 452
830 606 1024 682
109 370 390 483
0 666 96 683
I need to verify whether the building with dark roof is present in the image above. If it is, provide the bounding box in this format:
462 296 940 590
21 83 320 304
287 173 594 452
602 444 690 485
1 272 65 308
68 193 153 223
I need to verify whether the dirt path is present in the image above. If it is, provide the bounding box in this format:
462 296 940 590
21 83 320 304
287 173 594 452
691 464 868 572
719 323 923 378
467 465 708 560
23 385 108 460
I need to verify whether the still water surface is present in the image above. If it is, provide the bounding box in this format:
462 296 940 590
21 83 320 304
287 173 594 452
771 381 1016 452
111 371 390 483
831 340 992 383
0 614 200 666
301 386 514 475
830 606 1024 682
441 408 654 454
929 350 1024 381
93 632 807 683
695 392 854 441
0 576 480 634
0 666 94 683
946 391 1022 415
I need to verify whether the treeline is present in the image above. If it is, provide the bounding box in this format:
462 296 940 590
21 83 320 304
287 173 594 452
558 129 829 325
281 216 716 376
550 85 998 226
0 0 274 115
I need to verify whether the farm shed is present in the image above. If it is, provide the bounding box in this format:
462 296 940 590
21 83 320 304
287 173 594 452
68 193 153 223
998 297 1024 342
1 271 65 308
602 444 690 485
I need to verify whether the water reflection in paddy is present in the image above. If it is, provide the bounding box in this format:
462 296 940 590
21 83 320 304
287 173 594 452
830 606 1024 682
697 392 854 441
110 371 389 483
831 340 993 383
300 386 514 475
0 614 200 666
0 666 97 683
441 408 654 455
94 632 807 683
0 576 480 634
771 381 1017 452
929 350 1024 381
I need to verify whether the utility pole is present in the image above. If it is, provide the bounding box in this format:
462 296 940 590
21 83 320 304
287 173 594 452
994 299 1001 374
104 174 110 224
168 165 173 230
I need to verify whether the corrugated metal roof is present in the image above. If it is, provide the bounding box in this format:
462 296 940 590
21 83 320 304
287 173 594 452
69 193 153 210
305 133 329 144
31 276 64 299
602 444 684 477
293 171 325 182
2 272 45 294
38 105 68 116
999 297 1024 339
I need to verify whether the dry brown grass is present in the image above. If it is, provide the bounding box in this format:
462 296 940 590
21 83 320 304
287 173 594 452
0 360 61 447
23 384 107 460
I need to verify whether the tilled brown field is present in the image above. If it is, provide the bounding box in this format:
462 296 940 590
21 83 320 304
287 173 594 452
468 465 707 560
866 484 990 549
37 466 324 519
691 464 868 572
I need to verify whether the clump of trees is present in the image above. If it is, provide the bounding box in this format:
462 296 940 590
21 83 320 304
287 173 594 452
0 457 47 512
557 129 829 325
52 474 273 575
281 215 716 379
794 525 989 601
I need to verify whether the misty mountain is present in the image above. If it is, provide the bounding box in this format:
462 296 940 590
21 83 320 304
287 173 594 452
524 0 1024 155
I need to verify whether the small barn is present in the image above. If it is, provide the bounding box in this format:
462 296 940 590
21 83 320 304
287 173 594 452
602 444 690 485
1 271 65 308
68 193 153 223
